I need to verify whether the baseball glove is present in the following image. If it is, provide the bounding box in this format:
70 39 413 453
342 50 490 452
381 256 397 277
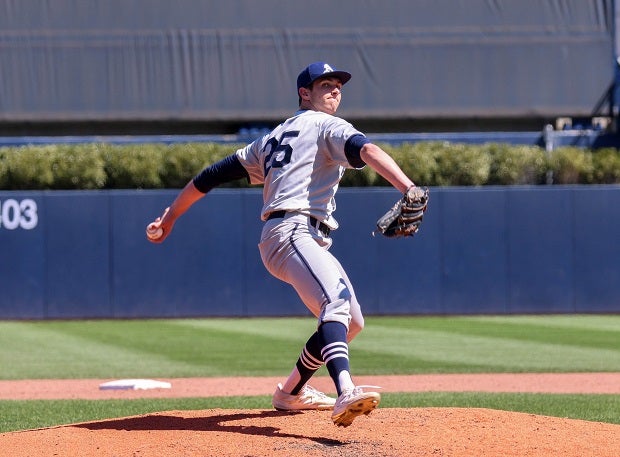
374 186 429 238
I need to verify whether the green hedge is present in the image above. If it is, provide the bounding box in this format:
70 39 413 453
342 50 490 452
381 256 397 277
1 141 619 190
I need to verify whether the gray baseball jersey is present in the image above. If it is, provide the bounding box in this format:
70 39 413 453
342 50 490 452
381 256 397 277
236 109 366 230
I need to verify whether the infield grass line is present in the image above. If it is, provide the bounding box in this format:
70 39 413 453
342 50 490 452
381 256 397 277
0 315 619 433
1 392 619 433
1 315 619 379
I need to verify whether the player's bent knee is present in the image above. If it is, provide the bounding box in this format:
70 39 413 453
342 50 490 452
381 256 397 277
347 317 364 341
319 297 366 342
321 297 351 325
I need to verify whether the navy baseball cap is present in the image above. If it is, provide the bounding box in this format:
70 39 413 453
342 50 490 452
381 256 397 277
296 62 352 90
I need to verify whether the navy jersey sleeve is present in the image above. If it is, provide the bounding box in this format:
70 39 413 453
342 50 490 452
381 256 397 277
344 134 369 168
192 154 250 193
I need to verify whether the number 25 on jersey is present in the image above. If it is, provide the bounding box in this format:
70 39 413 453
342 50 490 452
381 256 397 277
263 130 300 176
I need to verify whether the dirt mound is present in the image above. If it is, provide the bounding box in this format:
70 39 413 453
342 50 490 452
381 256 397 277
2 374 619 456
1 408 618 457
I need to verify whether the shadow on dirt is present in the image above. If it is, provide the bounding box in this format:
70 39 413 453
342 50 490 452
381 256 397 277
75 410 347 447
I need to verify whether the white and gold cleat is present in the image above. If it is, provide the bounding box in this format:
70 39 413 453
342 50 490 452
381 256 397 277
272 383 336 411
331 385 381 427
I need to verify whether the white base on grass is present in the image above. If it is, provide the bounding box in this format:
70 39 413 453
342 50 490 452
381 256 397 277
99 379 172 390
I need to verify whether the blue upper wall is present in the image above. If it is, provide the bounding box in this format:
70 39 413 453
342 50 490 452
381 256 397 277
1 186 618 320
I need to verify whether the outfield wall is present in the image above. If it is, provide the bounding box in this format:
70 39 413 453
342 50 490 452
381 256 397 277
0 0 613 127
1 187 618 319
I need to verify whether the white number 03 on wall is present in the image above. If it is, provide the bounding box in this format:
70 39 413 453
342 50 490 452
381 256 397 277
0 199 38 230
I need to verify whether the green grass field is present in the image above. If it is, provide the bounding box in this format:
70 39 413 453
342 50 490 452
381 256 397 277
0 315 619 432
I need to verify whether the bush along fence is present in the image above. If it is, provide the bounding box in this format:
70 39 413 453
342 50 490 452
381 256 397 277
1 141 620 190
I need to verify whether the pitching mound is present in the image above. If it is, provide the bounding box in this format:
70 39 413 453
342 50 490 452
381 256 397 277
2 407 619 457
2 375 619 456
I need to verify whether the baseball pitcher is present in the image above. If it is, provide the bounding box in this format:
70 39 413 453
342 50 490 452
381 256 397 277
147 61 428 427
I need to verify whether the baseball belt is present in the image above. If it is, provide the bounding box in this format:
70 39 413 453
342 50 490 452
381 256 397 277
267 211 331 236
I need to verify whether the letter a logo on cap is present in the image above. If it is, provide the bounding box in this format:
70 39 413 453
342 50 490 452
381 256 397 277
296 62 352 90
